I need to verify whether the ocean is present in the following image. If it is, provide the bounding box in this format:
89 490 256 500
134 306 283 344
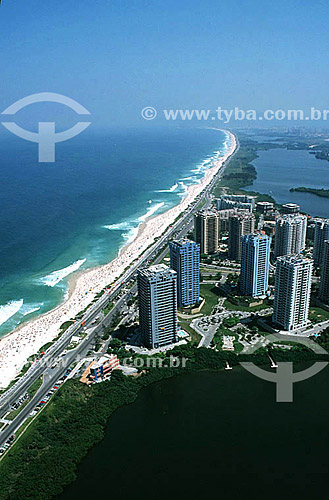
0 127 231 336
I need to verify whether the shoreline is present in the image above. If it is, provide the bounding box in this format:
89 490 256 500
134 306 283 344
0 130 237 389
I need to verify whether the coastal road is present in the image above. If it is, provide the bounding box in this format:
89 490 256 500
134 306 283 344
0 290 130 448
0 135 240 444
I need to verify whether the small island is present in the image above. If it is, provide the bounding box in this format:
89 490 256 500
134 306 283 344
290 187 329 198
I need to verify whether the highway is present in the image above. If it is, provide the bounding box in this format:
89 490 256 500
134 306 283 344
0 137 239 449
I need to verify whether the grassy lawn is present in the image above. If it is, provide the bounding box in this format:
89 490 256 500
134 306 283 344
27 377 43 398
223 298 272 312
309 307 329 323
199 284 222 315
178 320 202 344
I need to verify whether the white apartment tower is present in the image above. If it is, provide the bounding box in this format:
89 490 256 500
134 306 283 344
273 255 313 332
274 214 307 259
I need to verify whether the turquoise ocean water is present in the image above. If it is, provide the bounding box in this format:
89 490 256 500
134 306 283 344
0 127 232 336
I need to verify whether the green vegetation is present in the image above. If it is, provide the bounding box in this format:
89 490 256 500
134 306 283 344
27 377 43 398
178 320 202 344
309 306 329 324
59 321 74 334
199 284 222 315
211 316 242 351
224 297 272 312
212 146 258 194
211 139 279 206
226 273 240 287
290 187 329 198
102 301 113 316
37 342 53 355
1 343 326 500
107 337 129 361
313 326 329 351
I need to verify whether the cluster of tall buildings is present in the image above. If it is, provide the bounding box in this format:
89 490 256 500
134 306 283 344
137 201 328 348
137 239 200 349
217 200 328 330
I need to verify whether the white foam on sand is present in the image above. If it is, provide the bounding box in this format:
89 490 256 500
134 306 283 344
104 220 139 245
0 299 24 327
22 303 44 317
138 202 165 222
156 183 179 193
0 130 237 388
39 259 87 287
104 202 166 246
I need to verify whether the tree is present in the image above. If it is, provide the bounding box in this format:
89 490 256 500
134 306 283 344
109 338 123 349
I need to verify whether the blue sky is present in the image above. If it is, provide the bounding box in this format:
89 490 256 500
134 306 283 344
1 0 329 127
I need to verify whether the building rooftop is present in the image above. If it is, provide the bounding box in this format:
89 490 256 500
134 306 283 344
242 232 271 241
196 209 218 216
276 254 313 265
282 203 300 208
276 213 306 221
138 263 177 279
170 238 199 248
93 354 118 369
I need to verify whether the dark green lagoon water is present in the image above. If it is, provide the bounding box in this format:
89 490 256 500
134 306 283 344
57 139 329 500
59 367 329 499
245 148 329 218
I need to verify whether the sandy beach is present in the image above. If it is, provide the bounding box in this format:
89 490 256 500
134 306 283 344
0 130 236 389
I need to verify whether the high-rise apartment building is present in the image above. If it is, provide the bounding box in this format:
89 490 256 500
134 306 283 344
240 233 271 297
313 218 329 267
281 203 300 214
169 239 200 307
138 264 177 348
228 213 255 261
216 194 255 212
194 210 219 254
319 240 329 303
274 214 307 258
273 255 313 331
